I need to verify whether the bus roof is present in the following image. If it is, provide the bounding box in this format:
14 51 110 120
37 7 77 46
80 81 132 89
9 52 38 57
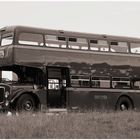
1 25 140 43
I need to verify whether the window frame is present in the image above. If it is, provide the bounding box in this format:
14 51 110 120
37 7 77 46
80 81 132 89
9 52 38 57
130 42 140 54
45 34 67 48
68 36 89 50
71 74 90 88
0 34 1 46
112 77 131 89
91 76 111 88
1 33 14 46
48 78 60 90
132 80 140 89
109 40 130 54
15 31 140 56
18 32 44 47
89 39 109 52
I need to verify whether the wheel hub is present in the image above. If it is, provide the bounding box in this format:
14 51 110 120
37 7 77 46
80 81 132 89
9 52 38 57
23 101 33 111
120 103 128 111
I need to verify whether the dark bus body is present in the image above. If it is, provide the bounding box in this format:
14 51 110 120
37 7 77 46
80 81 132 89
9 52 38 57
0 26 140 111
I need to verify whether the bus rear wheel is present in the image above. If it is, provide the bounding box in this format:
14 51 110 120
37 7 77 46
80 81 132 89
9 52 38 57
16 94 36 112
116 97 133 111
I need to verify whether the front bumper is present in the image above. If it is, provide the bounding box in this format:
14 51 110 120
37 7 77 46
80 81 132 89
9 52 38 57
0 102 9 112
0 84 11 112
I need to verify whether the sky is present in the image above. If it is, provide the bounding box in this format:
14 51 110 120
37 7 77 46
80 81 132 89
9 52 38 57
0 1 140 37
1 1 140 80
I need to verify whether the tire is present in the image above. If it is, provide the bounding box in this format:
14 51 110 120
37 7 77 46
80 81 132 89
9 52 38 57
116 96 133 111
16 94 36 112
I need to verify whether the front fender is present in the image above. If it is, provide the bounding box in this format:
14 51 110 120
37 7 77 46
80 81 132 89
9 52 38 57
10 87 47 108
10 88 35 103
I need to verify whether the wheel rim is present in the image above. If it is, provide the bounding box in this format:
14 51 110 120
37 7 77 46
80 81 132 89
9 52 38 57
23 100 33 111
120 103 128 111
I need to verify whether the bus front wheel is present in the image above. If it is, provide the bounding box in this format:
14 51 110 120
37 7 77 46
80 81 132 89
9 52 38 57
16 94 36 112
116 96 133 111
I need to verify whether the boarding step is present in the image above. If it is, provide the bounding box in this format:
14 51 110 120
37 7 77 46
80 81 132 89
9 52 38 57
48 108 68 113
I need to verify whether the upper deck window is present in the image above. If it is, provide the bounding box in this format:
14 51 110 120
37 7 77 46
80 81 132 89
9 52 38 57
1 33 13 46
68 37 88 50
90 40 98 44
18 33 43 46
110 41 128 53
69 38 76 42
45 35 66 48
90 39 109 52
130 43 140 54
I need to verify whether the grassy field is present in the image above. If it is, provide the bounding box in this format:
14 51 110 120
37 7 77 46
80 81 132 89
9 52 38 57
0 111 140 138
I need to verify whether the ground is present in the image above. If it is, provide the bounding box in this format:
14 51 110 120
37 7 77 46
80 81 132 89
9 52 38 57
0 111 140 138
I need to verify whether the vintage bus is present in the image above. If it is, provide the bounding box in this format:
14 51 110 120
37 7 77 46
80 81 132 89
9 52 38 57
0 26 140 112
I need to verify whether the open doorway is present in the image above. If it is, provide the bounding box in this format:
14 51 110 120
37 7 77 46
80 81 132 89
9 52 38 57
46 66 70 108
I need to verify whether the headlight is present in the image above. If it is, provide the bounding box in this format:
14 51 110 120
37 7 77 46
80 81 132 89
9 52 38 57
5 91 9 98
5 100 9 106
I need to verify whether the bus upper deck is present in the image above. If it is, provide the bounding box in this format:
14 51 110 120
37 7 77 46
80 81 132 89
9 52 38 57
0 26 140 78
1 25 140 53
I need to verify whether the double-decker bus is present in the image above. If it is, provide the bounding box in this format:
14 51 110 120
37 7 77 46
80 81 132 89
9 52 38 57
1 26 140 112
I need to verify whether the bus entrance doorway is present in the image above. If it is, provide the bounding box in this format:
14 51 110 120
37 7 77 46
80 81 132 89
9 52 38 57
46 67 69 108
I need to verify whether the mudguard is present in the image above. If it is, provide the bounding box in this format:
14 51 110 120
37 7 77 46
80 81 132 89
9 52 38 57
10 88 40 104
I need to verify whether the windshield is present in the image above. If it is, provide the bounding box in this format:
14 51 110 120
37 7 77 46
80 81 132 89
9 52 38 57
1 71 18 83
1 68 44 85
0 33 13 46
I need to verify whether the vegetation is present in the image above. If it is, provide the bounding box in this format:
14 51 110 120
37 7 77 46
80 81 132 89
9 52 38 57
0 111 140 138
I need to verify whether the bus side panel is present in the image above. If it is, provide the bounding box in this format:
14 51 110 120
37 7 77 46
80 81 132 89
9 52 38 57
67 88 120 111
67 88 94 110
35 89 47 106
127 92 140 110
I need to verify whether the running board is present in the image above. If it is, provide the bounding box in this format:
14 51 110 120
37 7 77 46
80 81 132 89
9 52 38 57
48 108 68 113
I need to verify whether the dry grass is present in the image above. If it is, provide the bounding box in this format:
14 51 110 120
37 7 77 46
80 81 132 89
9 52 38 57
0 111 140 138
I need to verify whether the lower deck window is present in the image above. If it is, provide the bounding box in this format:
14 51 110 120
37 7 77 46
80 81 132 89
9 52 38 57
132 80 140 89
71 75 132 89
112 77 130 89
48 79 60 90
91 76 110 88
71 75 90 87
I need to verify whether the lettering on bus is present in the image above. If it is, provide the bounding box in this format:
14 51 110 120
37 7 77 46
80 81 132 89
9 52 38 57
94 95 108 100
